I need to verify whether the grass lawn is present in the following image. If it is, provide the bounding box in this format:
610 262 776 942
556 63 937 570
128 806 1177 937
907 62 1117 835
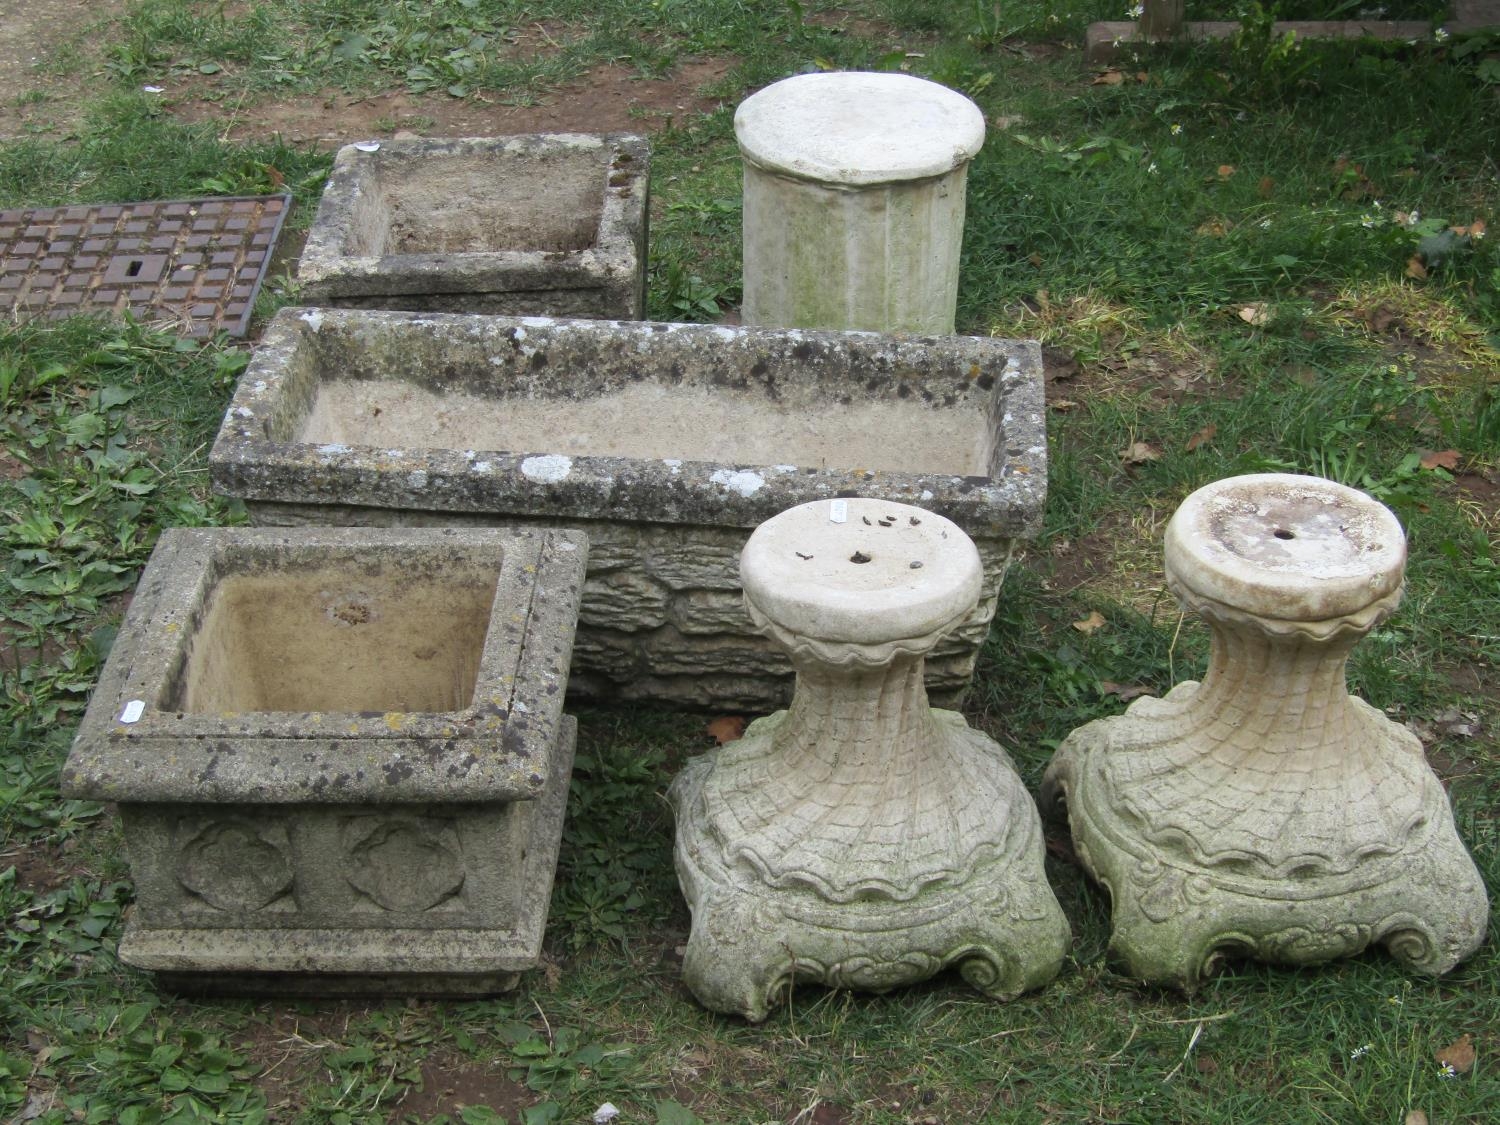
2 2 1497 1122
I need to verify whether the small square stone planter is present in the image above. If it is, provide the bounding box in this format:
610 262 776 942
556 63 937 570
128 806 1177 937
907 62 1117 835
297 134 648 319
209 308 1047 710
62 525 587 995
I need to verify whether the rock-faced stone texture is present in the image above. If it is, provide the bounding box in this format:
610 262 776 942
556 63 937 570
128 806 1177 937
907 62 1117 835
670 498 1068 1020
62 525 587 995
736 72 984 334
297 135 648 319
209 308 1047 710
1041 474 1489 989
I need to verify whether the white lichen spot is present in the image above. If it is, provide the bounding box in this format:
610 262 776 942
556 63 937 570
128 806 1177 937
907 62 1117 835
316 443 351 455
472 460 492 473
710 468 766 497
490 355 505 366
385 449 404 458
513 699 530 712
407 470 428 489
773 464 798 473
252 380 267 392
521 317 555 329
920 489 934 501
663 458 683 474
558 540 578 551
232 406 253 417
300 310 324 331
711 325 741 341
521 454 573 483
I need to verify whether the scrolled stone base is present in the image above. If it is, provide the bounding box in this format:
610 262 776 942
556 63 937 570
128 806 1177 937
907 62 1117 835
1043 704 1489 991
671 711 1069 1022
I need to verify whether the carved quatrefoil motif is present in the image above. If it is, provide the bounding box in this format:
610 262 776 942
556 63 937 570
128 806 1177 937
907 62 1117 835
346 819 465 912
177 819 293 912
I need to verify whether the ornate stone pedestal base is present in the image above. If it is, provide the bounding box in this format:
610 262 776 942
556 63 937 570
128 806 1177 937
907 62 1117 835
670 499 1068 1020
1042 474 1488 989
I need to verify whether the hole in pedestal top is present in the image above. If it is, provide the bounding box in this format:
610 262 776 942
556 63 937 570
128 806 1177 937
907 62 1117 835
1273 528 1296 540
850 551 872 564
165 549 501 714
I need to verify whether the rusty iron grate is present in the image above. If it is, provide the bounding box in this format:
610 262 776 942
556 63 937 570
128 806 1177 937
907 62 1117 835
0 194 290 339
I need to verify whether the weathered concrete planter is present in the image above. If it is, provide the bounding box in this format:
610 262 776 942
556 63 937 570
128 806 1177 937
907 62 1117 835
62 526 587 995
297 135 648 319
209 308 1047 710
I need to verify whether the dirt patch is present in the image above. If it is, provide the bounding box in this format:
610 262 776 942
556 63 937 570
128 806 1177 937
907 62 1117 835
390 1050 536 1123
168 58 734 147
0 0 123 140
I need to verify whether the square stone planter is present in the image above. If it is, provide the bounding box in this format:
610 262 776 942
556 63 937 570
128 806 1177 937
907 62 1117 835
61 525 587 995
209 308 1047 710
296 134 648 319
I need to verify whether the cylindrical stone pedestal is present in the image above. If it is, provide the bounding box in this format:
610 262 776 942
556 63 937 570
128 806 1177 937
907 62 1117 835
1041 473 1489 989
735 72 985 335
670 498 1068 1021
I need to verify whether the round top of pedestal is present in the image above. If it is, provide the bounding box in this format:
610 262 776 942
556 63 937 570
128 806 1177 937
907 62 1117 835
740 498 983 646
1164 473 1406 622
734 72 986 186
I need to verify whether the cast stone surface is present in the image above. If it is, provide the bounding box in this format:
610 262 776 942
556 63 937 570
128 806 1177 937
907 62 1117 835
735 71 985 334
1041 473 1489 989
210 308 1048 709
62 526 587 995
297 134 648 319
670 498 1069 1021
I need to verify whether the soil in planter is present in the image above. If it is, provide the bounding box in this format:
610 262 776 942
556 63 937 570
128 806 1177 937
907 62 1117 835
356 151 605 256
168 560 499 714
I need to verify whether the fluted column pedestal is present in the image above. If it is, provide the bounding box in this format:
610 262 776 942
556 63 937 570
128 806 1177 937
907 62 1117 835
671 498 1067 1020
1042 474 1488 989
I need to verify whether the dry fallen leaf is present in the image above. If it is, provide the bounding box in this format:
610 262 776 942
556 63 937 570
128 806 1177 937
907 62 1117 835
1119 440 1162 464
1093 69 1125 85
1420 449 1460 471
1050 398 1080 412
1072 610 1107 635
1185 423 1217 452
705 716 746 745
1196 218 1230 237
1406 255 1429 280
1216 163 1236 180
1238 303 1271 326
1257 175 1275 198
1101 681 1151 702
1404 1111 1428 1125
1435 1033 1476 1075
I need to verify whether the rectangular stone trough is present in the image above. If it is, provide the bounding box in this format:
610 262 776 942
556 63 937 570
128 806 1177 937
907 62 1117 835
209 308 1047 710
62 525 587 995
296 134 648 319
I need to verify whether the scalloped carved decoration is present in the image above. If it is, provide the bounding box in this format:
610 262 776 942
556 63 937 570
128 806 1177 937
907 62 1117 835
345 819 465 912
177 819 293 912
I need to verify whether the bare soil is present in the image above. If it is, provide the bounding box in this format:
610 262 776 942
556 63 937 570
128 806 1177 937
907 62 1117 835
168 59 735 147
0 0 124 139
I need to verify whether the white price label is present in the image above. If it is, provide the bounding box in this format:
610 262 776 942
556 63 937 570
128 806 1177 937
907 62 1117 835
829 499 848 524
120 700 145 724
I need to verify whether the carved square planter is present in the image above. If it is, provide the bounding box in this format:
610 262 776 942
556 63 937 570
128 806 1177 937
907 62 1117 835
62 525 587 995
296 134 649 319
209 307 1047 709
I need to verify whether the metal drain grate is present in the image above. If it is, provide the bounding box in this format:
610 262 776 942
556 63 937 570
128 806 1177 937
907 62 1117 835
0 194 290 339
